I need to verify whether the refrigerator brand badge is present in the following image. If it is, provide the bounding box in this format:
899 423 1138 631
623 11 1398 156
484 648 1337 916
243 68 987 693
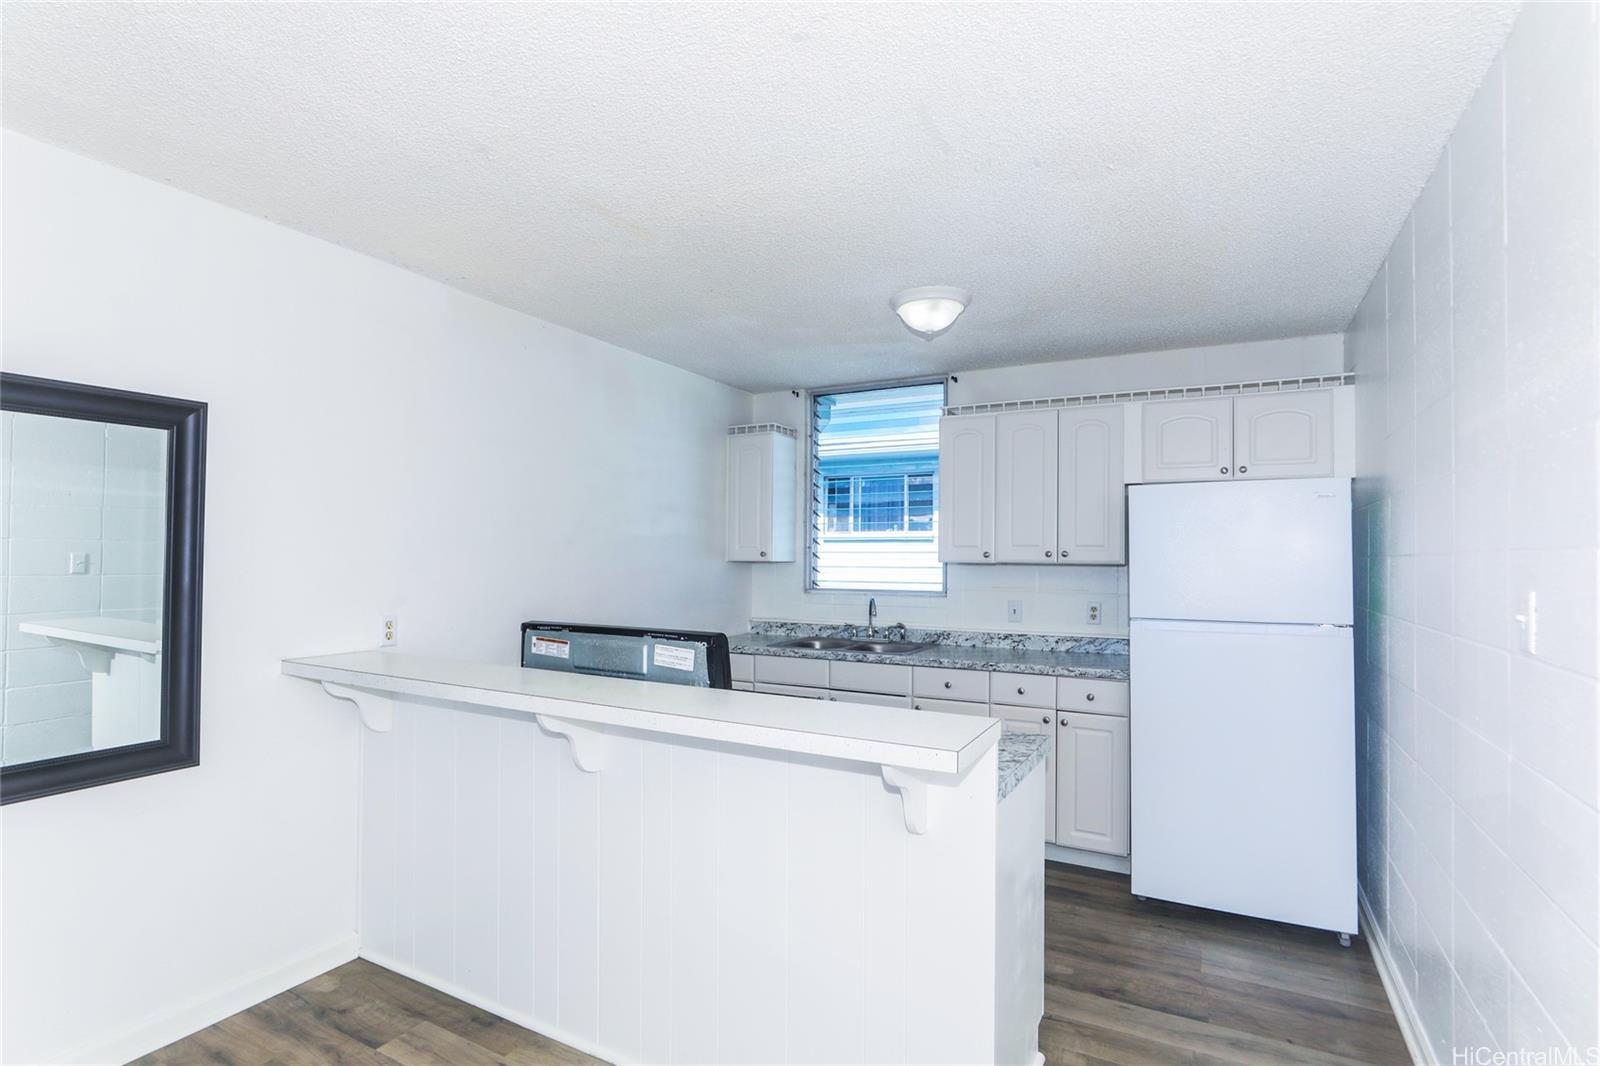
529 636 571 660
652 644 696 672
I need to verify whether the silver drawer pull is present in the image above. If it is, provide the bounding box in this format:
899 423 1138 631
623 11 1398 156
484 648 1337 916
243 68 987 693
944 680 953 689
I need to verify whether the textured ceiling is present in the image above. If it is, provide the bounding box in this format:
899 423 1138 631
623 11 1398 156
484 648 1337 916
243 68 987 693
3 2 1517 392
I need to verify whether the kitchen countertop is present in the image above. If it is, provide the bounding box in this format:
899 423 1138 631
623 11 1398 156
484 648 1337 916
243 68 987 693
728 632 1130 681
996 732 1050 800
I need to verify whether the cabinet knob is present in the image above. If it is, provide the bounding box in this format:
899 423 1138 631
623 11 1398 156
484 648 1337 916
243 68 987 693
1062 550 1069 558
759 551 767 557
1220 467 1229 475
1045 550 1053 558
914 704 922 710
944 680 953 689
1017 686 1026 695
1239 465 1248 473
1086 692 1096 701
982 551 990 559
1058 717 1068 727
1042 716 1051 725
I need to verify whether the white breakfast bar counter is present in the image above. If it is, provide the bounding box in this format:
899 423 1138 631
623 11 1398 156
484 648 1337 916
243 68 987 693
283 651 1047 1065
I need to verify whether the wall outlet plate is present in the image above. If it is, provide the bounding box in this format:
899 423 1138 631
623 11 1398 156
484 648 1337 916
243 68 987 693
381 614 398 648
1007 599 1024 623
1087 601 1102 625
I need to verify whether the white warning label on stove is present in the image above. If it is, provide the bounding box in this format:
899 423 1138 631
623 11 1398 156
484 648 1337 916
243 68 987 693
652 644 696 672
528 636 571 659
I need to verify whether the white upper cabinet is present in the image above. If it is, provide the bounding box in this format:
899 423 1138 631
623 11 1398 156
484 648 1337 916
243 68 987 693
938 414 996 563
1233 390 1334 480
994 411 1058 563
1140 397 1234 482
725 427 796 561
1057 406 1126 564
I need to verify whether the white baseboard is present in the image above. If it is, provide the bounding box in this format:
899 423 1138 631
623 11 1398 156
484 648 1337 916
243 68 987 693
359 950 619 1065
1045 843 1131 874
62 935 360 1065
1358 889 1427 1066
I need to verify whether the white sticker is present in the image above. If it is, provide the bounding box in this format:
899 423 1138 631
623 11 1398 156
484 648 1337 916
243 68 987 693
652 644 696 672
529 636 571 660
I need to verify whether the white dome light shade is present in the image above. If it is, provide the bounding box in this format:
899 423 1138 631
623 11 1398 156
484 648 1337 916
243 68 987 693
892 286 970 339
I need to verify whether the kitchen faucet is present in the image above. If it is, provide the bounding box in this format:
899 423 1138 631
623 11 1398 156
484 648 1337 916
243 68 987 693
865 597 877 637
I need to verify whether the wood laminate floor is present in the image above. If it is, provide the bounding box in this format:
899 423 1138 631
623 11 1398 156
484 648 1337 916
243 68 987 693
139 863 1407 1066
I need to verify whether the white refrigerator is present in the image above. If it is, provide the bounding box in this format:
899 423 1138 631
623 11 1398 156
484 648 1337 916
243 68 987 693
1128 477 1356 938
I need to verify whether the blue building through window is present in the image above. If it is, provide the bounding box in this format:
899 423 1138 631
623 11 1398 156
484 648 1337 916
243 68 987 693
810 382 945 592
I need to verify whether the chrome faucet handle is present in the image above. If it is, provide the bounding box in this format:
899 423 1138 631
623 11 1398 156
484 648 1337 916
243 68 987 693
887 622 909 642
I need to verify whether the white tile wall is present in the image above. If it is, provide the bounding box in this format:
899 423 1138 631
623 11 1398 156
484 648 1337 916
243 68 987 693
1347 5 1599 1059
0 412 168 763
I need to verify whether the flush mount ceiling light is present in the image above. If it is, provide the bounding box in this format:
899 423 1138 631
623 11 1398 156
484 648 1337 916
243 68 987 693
891 286 970 340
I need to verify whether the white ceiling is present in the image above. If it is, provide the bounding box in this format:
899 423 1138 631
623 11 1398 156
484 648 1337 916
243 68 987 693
3 2 1517 392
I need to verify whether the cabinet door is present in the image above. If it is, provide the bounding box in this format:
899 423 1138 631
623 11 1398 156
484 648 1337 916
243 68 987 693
1058 406 1126 564
1233 390 1334 479
994 411 1058 563
725 434 772 560
1055 711 1130 855
938 415 996 562
1140 397 1233 483
826 689 914 709
992 703 1058 844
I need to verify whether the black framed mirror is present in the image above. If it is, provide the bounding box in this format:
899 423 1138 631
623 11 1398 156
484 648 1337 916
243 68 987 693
0 374 206 803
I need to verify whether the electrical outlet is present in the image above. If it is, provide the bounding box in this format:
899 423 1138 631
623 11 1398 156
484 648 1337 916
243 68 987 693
1087 601 1102 625
67 552 90 575
381 614 398 648
1007 599 1024 623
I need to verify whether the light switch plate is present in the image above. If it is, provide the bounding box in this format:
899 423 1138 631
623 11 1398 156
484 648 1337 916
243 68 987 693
67 552 90 575
1007 599 1024 623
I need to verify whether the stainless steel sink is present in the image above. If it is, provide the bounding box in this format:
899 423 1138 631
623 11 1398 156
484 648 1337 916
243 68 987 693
770 637 859 650
847 640 937 655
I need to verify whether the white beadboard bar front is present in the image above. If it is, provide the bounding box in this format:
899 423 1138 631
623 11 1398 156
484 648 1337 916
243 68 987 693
282 650 1042 1065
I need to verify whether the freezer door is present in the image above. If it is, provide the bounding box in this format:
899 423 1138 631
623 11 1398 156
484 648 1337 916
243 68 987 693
1128 477 1352 625
1130 619 1355 934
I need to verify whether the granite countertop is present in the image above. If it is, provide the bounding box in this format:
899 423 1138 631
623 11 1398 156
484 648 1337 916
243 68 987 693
727 631 1130 681
996 731 1051 800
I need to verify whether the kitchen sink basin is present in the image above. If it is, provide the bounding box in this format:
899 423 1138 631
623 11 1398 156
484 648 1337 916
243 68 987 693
770 637 859 650
847 640 937 655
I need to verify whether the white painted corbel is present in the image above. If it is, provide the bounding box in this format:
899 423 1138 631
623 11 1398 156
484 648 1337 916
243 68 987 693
535 714 611 773
322 681 394 732
59 641 114 676
881 766 938 835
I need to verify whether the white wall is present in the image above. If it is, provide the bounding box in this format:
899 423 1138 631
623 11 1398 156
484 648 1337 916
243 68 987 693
1346 5 1598 1061
748 333 1342 636
0 131 751 1065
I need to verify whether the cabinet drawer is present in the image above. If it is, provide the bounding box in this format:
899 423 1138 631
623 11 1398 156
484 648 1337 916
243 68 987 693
828 660 912 696
754 655 830 688
913 666 990 702
1056 677 1129 716
730 653 754 683
990 671 1054 709
754 681 828 700
992 703 1056 730
827 689 914 709
911 696 990 717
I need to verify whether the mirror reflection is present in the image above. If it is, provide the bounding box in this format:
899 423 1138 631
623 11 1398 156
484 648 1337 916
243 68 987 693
2 412 168 765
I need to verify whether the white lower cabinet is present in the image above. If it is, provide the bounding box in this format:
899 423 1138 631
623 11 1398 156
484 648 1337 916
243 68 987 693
827 689 914 708
991 703 1057 844
748 654 1131 860
1055 711 1131 856
911 696 990 716
753 681 828 700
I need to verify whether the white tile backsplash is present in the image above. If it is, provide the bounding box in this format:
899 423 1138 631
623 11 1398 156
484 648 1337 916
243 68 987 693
1348 6 1599 1055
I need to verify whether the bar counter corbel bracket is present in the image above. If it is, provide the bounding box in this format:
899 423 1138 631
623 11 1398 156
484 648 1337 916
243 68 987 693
881 765 948 835
321 681 394 733
534 715 611 773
